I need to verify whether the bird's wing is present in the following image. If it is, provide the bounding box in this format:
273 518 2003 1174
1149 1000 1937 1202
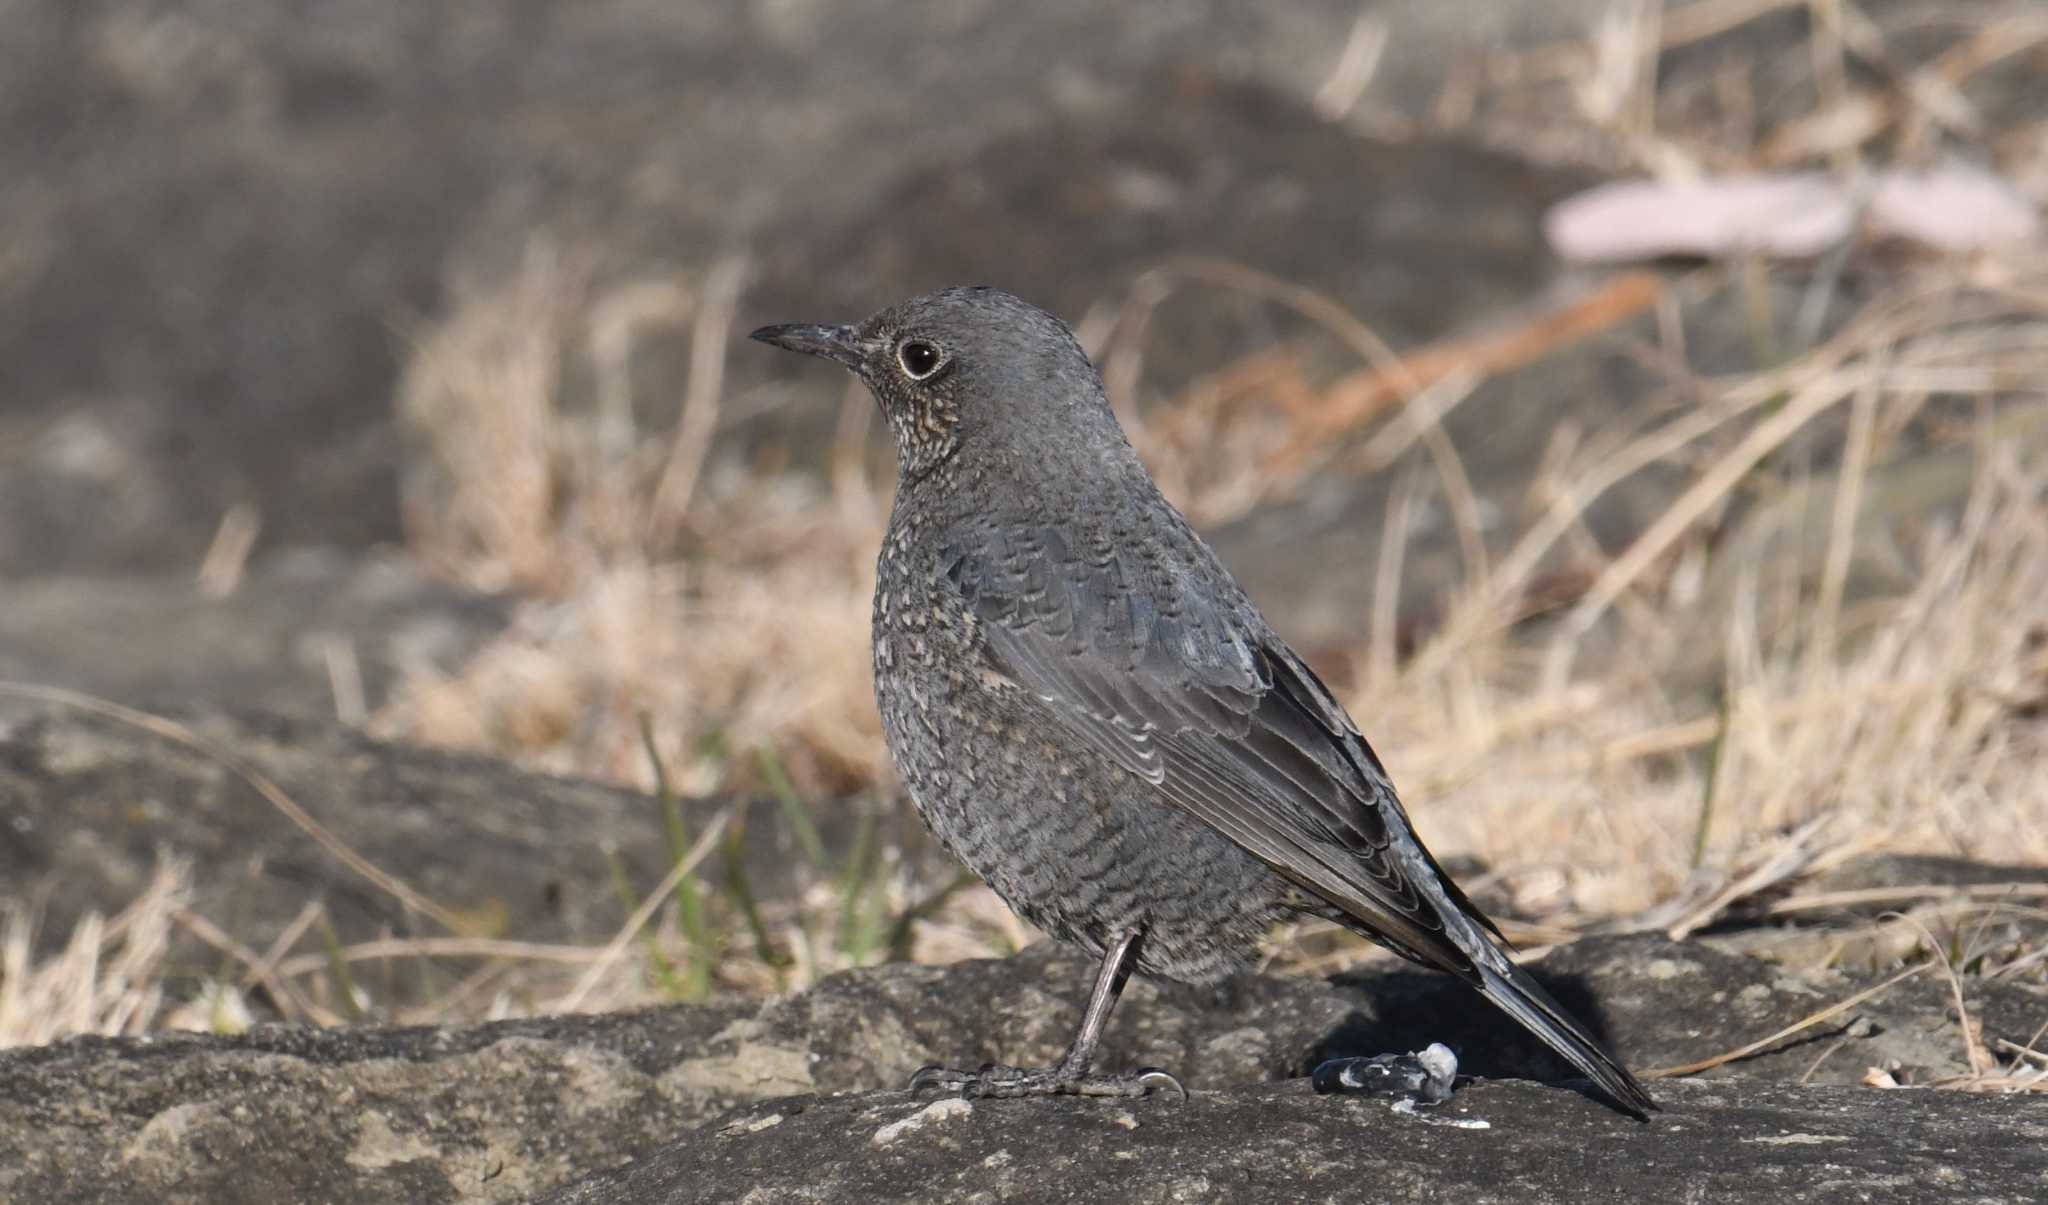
942 524 1495 977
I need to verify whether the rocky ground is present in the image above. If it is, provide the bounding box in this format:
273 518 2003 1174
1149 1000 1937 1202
6 872 2046 1203
4 1 2045 1203
555 1080 2043 1205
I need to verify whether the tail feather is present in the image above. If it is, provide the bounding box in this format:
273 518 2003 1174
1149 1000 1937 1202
1474 958 1657 1118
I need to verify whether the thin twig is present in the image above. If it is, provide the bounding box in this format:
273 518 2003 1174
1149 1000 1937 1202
175 907 344 1027
1894 912 1994 1077
1644 961 1929 1078
1543 365 1858 686
1808 365 1879 677
1765 883 2048 916
650 254 748 543
1368 466 1422 689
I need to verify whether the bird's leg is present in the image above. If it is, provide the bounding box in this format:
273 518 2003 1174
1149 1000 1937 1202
908 929 1187 1100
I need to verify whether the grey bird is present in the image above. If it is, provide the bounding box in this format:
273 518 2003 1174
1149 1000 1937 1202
752 287 1654 1118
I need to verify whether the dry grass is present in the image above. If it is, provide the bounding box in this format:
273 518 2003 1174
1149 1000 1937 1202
357 232 2048 1035
5 1 2045 1087
384 244 887 797
0 858 261 1045
369 252 2048 963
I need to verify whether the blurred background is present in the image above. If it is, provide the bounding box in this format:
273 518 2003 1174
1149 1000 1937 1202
1 1 2044 1047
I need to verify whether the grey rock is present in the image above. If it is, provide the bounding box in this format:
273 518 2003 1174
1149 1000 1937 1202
541 1078 2048 1205
6 928 2039 1204
1505 933 2046 1089
0 706 912 1010
0 941 1350 1205
1697 850 2048 1009
746 943 1359 1095
1800 854 2048 901
0 553 507 719
0 1006 752 1205
700 933 2048 1099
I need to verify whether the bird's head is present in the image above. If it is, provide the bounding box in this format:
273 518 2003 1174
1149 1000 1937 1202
751 287 1118 483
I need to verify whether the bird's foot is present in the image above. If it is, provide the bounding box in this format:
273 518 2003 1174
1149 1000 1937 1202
1311 1042 1459 1105
908 1062 1187 1100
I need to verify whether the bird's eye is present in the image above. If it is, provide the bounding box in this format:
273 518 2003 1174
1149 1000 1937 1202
897 339 945 380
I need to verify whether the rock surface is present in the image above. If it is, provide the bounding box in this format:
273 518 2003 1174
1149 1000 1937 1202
0 553 506 718
0 943 1348 1205
0 1005 748 1205
4 931 2040 1204
543 1079 2048 1205
0 705 916 1007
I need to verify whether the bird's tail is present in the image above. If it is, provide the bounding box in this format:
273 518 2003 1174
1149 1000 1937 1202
1473 957 1657 1118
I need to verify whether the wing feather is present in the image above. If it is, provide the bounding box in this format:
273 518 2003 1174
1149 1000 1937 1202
946 528 1476 976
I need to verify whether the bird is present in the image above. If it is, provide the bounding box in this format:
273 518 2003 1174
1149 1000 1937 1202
751 286 1654 1118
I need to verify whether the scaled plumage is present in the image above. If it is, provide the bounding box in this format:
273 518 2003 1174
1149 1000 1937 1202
753 287 1653 1117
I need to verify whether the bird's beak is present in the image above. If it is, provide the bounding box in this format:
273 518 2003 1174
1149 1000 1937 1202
749 322 864 370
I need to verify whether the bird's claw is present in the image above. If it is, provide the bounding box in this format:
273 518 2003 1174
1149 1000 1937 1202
1130 1067 1189 1101
906 1062 1187 1100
